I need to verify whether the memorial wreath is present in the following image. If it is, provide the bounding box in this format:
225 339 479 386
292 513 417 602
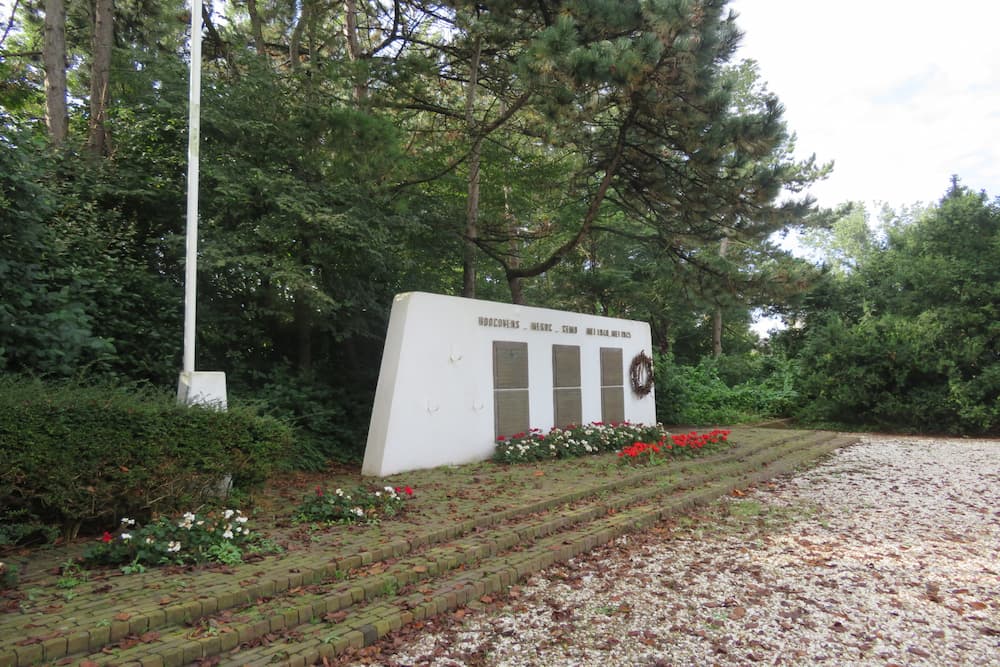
629 350 654 397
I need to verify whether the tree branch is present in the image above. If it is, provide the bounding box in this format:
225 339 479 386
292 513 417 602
0 0 19 50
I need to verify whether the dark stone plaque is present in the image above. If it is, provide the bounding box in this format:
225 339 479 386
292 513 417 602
495 390 530 437
552 344 581 388
493 341 529 389
553 388 582 428
601 386 625 424
600 347 623 387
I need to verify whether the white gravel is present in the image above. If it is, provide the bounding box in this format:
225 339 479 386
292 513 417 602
349 435 1000 666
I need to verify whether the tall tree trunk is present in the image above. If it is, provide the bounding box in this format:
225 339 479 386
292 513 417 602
712 235 730 357
294 292 312 373
42 0 68 144
88 0 114 155
504 184 524 303
246 0 265 54
289 0 308 69
343 0 369 103
462 35 482 298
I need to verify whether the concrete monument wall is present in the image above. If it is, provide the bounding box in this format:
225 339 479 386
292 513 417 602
362 292 656 477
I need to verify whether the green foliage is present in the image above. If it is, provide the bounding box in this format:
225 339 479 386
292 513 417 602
0 562 18 590
654 353 799 426
0 377 293 538
0 125 117 376
788 183 1000 434
294 485 412 524
0 509 59 549
83 509 260 569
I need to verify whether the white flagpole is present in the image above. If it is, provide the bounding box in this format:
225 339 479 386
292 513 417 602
182 0 202 375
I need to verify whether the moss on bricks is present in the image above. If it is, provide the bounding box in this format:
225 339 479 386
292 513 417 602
139 654 165 667
338 555 362 571
182 640 205 664
219 629 240 652
269 614 286 633
345 629 366 649
66 631 90 655
197 597 218 616
41 636 67 662
88 624 112 652
128 614 150 635
157 644 186 667
109 619 131 642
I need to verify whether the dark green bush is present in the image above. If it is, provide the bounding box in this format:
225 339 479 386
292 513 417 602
0 377 293 540
654 353 799 426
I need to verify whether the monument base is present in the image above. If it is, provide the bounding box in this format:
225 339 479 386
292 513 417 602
177 371 228 410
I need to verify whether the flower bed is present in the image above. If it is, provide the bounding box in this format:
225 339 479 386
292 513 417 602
83 509 266 571
294 485 415 525
618 429 731 465
493 422 726 464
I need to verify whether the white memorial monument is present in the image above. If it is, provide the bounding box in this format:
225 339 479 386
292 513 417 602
362 292 656 476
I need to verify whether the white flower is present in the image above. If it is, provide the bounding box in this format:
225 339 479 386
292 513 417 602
183 512 196 522
235 516 248 524
145 537 155 545
223 509 235 520
222 529 234 539
196 520 204 526
335 488 344 497
384 486 394 493
167 541 181 553
352 507 365 517
120 517 135 526
121 532 132 541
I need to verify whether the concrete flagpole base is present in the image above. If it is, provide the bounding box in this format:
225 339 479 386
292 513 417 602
177 370 228 410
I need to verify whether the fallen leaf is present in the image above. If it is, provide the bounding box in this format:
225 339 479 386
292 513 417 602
324 610 348 624
729 606 747 620
114 612 131 622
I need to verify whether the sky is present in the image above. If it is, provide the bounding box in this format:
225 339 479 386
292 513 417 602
728 0 1000 211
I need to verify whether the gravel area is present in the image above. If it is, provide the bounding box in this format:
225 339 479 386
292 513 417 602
345 435 1000 666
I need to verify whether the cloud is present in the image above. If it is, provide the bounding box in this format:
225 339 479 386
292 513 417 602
729 0 1000 208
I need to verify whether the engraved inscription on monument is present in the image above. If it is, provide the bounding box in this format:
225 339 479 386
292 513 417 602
493 341 530 437
600 347 625 423
552 344 582 428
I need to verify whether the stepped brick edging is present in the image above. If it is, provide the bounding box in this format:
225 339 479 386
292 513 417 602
0 429 857 667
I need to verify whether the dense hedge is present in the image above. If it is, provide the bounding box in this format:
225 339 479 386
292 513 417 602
0 377 293 540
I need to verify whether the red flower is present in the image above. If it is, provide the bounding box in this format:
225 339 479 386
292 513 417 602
101 531 113 543
496 436 506 442
404 486 414 495
315 486 324 497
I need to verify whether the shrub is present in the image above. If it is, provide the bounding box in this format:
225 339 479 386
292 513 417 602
0 377 293 540
654 353 798 426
